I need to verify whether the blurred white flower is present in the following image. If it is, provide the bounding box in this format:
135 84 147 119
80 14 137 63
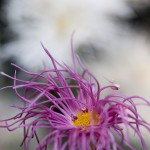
2 0 150 106
2 0 132 70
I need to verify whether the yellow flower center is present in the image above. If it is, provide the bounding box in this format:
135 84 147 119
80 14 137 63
73 110 99 128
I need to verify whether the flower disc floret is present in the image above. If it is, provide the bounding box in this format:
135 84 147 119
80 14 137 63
73 109 99 128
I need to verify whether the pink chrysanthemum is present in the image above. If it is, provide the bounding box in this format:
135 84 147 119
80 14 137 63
1 44 150 150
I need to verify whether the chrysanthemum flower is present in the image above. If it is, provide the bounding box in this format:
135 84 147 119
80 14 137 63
1 45 150 150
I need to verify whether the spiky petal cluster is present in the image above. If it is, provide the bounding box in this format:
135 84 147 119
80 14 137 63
1 45 150 150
